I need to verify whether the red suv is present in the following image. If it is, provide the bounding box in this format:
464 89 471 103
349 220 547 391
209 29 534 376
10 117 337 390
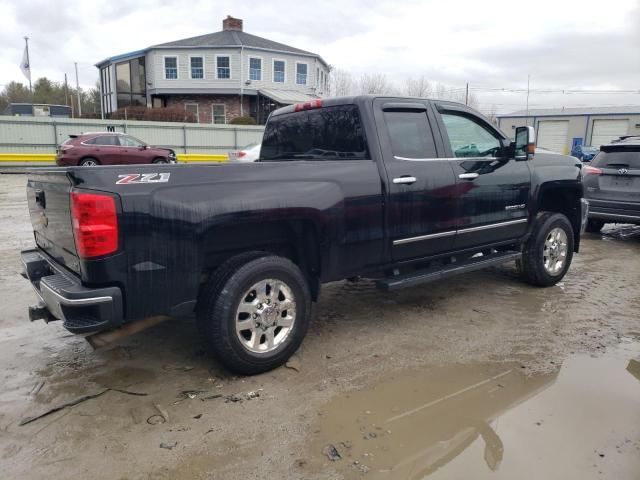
56 132 177 166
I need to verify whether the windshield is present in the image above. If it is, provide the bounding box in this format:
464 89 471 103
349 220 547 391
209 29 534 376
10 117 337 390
582 146 599 153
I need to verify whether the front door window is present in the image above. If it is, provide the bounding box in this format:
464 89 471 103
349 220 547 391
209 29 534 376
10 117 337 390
441 113 502 158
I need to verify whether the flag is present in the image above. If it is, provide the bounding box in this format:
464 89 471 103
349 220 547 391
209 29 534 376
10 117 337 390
20 45 30 81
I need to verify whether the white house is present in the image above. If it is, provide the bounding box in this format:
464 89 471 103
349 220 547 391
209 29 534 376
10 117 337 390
96 16 330 124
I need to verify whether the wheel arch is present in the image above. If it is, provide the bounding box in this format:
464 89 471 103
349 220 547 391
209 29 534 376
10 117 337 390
536 183 583 252
79 156 100 165
199 219 322 300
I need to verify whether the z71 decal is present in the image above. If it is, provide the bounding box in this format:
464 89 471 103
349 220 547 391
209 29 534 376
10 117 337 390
116 173 171 185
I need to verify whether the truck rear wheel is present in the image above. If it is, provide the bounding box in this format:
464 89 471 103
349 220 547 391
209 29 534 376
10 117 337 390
520 212 574 287
197 254 311 375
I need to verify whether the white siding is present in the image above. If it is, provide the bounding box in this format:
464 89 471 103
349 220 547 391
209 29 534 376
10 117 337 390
147 47 328 95
150 48 241 89
238 49 326 93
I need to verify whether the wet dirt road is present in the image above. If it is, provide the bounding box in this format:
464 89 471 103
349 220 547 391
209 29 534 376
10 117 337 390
0 173 639 479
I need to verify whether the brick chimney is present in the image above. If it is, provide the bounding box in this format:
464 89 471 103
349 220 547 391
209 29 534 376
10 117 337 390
222 16 243 31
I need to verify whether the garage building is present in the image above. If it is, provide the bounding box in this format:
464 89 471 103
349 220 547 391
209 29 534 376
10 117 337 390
496 106 640 155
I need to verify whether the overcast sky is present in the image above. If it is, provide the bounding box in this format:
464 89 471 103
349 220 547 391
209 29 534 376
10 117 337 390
1 0 638 114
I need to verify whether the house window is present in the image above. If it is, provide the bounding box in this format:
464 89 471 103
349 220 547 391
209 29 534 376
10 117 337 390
185 103 199 122
190 57 203 79
216 56 230 79
164 57 178 79
212 104 226 124
273 60 285 83
296 63 307 85
249 57 262 81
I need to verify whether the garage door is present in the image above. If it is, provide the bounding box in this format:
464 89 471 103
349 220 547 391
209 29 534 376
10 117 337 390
590 119 629 147
537 120 569 154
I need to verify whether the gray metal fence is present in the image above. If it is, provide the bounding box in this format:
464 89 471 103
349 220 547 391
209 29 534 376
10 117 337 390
0 116 265 155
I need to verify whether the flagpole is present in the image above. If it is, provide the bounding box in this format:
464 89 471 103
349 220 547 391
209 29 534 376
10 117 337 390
24 36 32 99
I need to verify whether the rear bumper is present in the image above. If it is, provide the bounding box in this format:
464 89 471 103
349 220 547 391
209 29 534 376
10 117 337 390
588 199 640 225
21 249 123 334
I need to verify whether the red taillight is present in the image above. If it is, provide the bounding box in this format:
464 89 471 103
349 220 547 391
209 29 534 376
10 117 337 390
294 99 323 112
583 165 602 175
70 192 118 258
238 151 247 158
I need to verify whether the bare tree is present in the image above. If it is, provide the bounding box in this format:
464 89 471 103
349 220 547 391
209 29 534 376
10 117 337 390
434 82 449 100
404 75 433 98
357 73 397 95
485 104 498 125
330 68 355 97
431 82 480 108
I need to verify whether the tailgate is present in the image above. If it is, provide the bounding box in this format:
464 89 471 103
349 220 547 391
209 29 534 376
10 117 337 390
26 172 81 273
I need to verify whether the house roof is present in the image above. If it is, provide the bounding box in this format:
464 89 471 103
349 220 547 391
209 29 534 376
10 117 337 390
96 30 328 68
259 88 319 105
497 105 640 118
151 30 328 66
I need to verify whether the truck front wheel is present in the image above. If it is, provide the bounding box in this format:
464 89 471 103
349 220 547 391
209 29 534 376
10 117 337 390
197 254 311 375
520 212 574 287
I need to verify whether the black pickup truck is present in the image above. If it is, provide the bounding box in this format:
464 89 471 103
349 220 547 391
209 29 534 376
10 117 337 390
21 96 588 374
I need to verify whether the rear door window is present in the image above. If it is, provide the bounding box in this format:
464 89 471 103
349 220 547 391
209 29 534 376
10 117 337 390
93 135 120 146
260 105 368 161
383 111 437 159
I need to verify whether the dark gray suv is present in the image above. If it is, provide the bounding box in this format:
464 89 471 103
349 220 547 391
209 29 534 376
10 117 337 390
583 139 640 232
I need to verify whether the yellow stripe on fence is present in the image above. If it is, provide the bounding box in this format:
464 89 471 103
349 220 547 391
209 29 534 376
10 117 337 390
0 153 229 163
178 154 227 162
0 153 56 162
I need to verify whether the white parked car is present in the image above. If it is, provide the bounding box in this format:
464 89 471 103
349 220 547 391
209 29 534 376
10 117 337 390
228 143 261 163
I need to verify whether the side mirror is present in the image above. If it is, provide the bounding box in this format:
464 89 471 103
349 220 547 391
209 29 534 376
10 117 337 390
141 145 148 150
514 126 535 160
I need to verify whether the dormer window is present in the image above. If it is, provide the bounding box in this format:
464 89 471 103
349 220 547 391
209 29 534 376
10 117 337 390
249 57 262 81
190 57 204 79
296 63 307 85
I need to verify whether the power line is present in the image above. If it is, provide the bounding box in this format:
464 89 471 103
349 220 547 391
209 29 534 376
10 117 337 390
470 86 640 95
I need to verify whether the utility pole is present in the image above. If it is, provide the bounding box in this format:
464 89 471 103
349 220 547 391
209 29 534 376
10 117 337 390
74 62 82 117
525 74 530 126
465 83 469 106
64 73 68 105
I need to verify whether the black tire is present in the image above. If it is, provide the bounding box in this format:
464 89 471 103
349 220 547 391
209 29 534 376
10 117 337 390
585 218 605 233
79 157 100 166
152 157 169 164
197 254 311 375
520 212 574 287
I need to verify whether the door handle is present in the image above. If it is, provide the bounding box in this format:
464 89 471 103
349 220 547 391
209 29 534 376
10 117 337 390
393 176 417 184
459 173 479 180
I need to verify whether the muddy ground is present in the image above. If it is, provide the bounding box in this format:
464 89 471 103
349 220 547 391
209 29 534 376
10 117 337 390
0 172 639 479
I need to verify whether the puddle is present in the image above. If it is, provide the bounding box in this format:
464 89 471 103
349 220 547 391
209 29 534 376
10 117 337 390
601 224 640 241
306 343 640 479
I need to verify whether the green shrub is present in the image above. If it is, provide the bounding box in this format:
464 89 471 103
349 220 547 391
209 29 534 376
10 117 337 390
110 106 147 120
229 115 257 125
110 106 197 123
